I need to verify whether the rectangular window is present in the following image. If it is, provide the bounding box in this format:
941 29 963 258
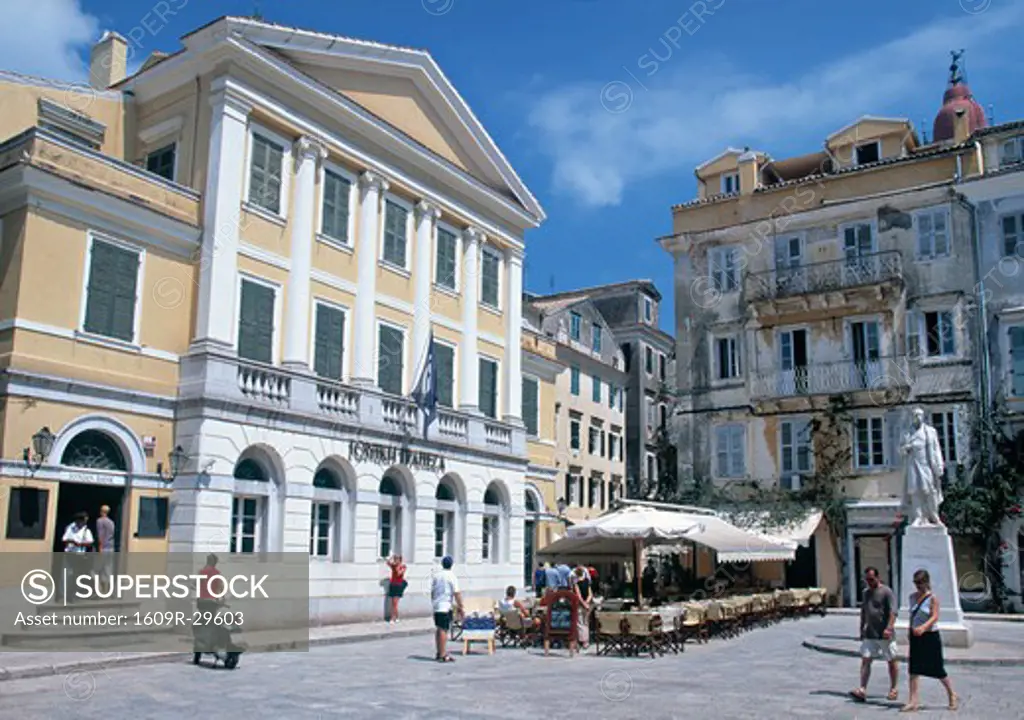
643 297 653 323
5 487 48 539
592 375 601 403
137 496 168 538
313 303 345 380
83 237 140 343
780 419 812 488
238 279 275 364
916 209 950 259
570 312 581 341
482 516 494 560
931 411 958 465
645 346 654 374
709 246 739 293
721 172 740 195
1002 215 1023 258
309 502 332 558
248 133 284 214
855 141 880 165
570 366 580 395
435 227 459 290
145 143 176 181
589 478 600 508
659 354 666 381
588 426 599 455
570 419 581 451
434 512 449 559
377 324 405 395
659 404 668 430
646 454 656 481
434 343 455 408
522 376 539 437
608 385 617 409
924 310 956 357
715 336 741 380
479 357 499 419
715 424 745 478
999 136 1023 167
592 324 602 353
1011 327 1024 397
379 508 393 558
854 417 885 469
321 169 352 244
481 247 501 308
382 200 409 268
230 496 261 553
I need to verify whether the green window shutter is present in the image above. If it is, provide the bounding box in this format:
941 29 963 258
481 250 499 307
238 280 274 364
522 377 538 436
377 325 404 394
479 358 497 418
383 201 407 267
434 343 455 407
249 134 283 214
314 304 345 380
321 170 351 243
435 229 457 289
84 239 138 342
1011 327 1024 396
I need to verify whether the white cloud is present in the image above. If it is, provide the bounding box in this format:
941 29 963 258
0 0 98 82
528 5 1024 208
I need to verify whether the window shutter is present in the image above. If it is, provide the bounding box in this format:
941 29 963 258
479 359 497 418
83 241 115 336
435 344 454 407
239 281 275 364
522 377 538 436
1010 327 1024 396
378 326 404 395
885 410 903 468
110 245 139 342
314 305 344 380
435 229 457 289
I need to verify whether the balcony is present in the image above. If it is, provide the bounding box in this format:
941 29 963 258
751 355 911 401
744 251 904 309
179 349 525 458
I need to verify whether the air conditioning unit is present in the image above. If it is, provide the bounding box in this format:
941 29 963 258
781 475 802 491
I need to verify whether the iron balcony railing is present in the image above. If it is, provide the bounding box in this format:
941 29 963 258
745 250 903 303
751 355 911 399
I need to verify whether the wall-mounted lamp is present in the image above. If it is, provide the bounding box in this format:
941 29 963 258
156 445 187 482
22 427 55 473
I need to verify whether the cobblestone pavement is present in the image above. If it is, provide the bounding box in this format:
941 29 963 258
0 615 1020 719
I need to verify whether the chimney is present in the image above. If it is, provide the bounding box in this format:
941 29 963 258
89 31 128 90
737 150 760 195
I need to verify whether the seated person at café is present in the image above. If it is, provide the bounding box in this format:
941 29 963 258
498 586 531 618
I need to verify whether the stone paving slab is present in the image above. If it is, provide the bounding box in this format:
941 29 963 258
0 617 432 682
803 616 1024 666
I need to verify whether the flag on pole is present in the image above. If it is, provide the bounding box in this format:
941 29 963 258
411 332 438 438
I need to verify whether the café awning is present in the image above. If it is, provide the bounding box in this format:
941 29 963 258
537 505 795 563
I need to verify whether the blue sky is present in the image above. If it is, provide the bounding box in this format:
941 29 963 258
4 0 1024 332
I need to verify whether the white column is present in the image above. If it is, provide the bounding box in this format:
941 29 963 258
282 136 326 369
412 200 440 370
459 227 483 412
193 78 252 351
351 171 389 385
503 249 524 425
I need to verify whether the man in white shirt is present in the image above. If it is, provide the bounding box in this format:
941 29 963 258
62 512 94 602
431 555 463 663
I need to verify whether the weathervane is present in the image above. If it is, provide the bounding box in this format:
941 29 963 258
949 49 965 86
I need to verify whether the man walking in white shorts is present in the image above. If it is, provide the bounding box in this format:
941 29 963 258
851 566 899 702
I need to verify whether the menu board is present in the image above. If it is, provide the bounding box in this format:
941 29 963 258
543 589 578 655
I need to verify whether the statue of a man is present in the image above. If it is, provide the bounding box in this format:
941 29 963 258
901 408 945 526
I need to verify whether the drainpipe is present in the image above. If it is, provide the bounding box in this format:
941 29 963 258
958 189 992 472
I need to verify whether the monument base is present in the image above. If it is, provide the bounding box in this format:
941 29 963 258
896 524 974 649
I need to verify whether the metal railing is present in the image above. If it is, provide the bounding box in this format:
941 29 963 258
751 355 911 399
745 251 903 302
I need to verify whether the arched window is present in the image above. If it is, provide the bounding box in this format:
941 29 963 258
61 430 127 471
482 482 504 564
378 471 406 559
231 451 278 554
310 468 340 560
435 477 461 559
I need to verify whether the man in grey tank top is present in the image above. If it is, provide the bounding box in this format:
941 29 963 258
851 566 899 702
96 505 116 593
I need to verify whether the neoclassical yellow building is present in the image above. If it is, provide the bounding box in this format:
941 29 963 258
0 18 547 620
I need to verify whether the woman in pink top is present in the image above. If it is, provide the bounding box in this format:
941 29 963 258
386 555 407 623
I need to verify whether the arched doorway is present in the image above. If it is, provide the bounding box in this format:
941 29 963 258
482 481 508 564
231 446 284 554
523 486 543 588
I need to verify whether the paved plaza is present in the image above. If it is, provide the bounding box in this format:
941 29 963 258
0 615 1020 719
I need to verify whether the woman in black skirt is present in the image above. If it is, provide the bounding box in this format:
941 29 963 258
901 569 958 712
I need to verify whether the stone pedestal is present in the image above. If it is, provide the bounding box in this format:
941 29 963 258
896 524 974 648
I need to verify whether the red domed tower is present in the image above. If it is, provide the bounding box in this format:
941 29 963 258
933 50 987 143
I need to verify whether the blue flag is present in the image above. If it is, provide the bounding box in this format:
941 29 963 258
411 332 438 438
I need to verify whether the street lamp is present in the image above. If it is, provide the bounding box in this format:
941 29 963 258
23 426 55 473
156 445 187 482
